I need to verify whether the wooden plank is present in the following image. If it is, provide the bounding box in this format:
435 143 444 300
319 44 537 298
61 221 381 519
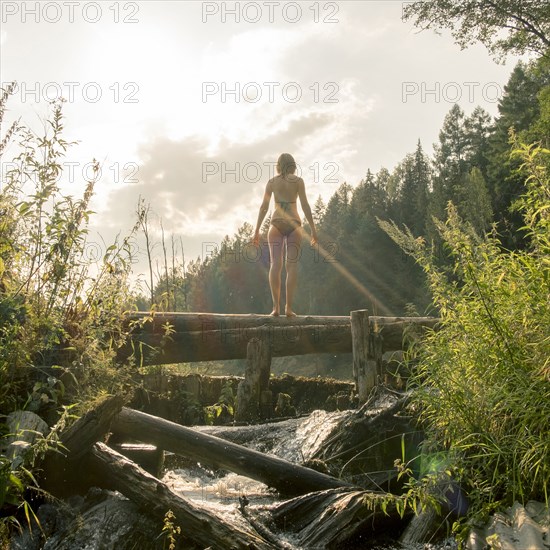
111 407 354 497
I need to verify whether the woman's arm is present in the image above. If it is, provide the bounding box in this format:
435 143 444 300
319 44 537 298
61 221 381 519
297 178 318 245
253 180 272 245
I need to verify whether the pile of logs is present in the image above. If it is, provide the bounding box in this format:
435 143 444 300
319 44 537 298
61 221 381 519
32 394 427 549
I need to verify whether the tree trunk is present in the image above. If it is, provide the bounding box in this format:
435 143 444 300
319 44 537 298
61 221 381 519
236 337 272 422
111 407 353 497
40 395 124 496
87 442 274 550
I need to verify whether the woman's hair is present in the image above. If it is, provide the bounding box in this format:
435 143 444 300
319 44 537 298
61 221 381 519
276 153 297 177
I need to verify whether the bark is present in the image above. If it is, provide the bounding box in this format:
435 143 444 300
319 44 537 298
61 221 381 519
119 313 439 366
267 487 408 549
88 442 274 550
40 395 124 496
118 324 351 365
111 407 353 497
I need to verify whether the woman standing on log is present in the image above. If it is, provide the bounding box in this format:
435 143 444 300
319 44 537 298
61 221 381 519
253 153 318 317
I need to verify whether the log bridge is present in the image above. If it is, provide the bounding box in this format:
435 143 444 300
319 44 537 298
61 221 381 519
119 310 439 416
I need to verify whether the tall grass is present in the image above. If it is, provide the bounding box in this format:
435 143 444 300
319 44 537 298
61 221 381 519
0 84 139 541
379 139 550 532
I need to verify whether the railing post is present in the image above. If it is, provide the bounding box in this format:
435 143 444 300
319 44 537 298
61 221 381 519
235 336 272 422
351 309 377 403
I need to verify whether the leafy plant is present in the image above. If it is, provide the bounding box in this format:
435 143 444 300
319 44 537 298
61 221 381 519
0 83 141 540
378 139 550 536
160 509 181 550
204 380 234 425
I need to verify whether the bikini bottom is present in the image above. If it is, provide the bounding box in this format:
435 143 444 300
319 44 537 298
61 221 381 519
271 218 301 237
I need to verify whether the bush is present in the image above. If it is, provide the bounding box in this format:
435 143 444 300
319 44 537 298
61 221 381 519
379 140 550 531
0 84 139 542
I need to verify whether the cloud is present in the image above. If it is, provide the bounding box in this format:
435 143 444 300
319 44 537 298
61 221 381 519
100 110 336 239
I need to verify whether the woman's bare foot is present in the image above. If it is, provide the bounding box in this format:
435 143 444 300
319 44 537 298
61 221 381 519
285 309 297 317
270 309 280 316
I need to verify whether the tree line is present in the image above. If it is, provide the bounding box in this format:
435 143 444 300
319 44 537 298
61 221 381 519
143 56 549 317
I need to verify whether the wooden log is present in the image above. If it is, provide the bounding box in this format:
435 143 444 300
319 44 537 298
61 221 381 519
40 395 124 496
87 442 273 550
371 316 440 350
125 311 437 337
235 338 271 422
111 407 353 497
111 443 165 478
125 311 352 333
399 506 441 546
118 313 440 366
118 323 352 365
351 309 375 402
268 487 408 548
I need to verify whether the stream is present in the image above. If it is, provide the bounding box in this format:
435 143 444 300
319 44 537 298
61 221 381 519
11 404 459 549
161 409 458 550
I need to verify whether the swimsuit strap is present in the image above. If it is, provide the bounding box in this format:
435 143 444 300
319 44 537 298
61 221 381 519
276 200 296 212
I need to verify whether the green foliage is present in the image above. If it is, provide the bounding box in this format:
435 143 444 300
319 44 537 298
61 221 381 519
0 85 140 538
0 88 138 415
160 509 181 550
204 380 234 425
402 0 550 61
380 142 550 531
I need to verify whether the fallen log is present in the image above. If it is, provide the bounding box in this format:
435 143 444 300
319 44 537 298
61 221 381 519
265 487 408 549
111 407 353 497
40 395 124 496
88 442 274 550
311 390 421 490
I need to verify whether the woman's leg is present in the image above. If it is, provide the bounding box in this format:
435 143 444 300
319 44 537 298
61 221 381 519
285 227 303 316
267 224 285 315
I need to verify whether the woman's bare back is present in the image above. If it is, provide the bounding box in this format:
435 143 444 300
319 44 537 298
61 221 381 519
270 174 301 222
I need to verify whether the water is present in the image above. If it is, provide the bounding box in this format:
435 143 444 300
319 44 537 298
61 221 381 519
163 409 348 505
162 409 458 550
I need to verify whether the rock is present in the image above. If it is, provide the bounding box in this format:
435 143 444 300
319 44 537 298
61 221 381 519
11 489 174 550
6 410 49 446
4 410 49 467
466 501 550 550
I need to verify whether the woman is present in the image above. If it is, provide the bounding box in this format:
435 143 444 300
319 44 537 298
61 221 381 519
253 153 318 317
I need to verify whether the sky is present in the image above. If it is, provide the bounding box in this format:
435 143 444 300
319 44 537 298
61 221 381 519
0 0 526 276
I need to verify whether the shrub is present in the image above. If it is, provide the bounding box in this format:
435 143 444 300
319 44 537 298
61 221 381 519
379 139 550 532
